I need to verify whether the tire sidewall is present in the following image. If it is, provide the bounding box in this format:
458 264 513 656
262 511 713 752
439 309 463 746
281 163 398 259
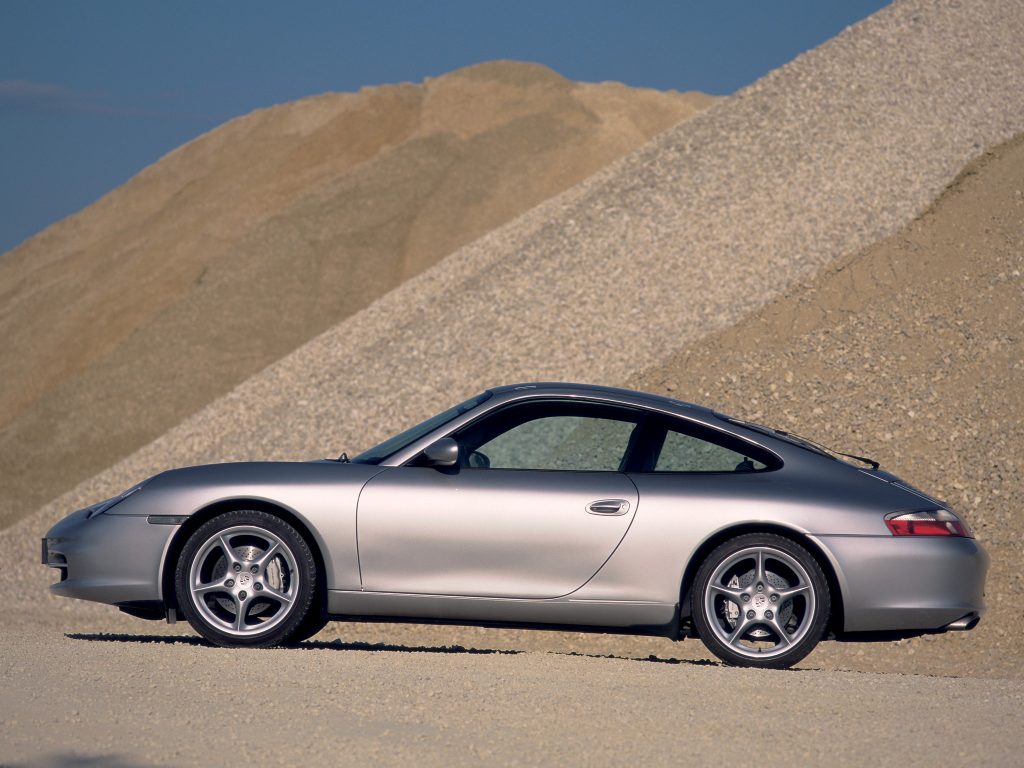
691 532 830 669
174 510 317 647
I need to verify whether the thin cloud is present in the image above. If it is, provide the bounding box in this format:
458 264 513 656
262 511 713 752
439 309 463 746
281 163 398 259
0 80 211 119
0 80 120 114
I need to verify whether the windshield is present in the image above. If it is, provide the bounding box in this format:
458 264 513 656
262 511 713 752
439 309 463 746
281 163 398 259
351 391 493 465
720 415 878 468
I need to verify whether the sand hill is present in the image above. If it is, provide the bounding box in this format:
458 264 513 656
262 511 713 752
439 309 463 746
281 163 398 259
3 0 1023 679
0 62 712 528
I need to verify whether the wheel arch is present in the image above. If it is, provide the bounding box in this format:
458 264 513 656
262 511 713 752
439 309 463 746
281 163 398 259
678 522 845 637
161 498 328 616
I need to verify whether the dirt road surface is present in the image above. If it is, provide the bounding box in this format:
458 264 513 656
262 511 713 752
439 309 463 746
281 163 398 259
3 622 1022 767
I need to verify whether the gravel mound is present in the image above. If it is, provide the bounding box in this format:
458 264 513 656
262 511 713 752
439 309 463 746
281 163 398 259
5 0 1024 653
636 134 1024 677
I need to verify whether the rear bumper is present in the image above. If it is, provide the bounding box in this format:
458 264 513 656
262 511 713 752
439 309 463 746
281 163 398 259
812 534 989 633
43 507 178 606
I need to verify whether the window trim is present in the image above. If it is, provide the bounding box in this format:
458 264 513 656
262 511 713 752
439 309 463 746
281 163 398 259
400 395 784 474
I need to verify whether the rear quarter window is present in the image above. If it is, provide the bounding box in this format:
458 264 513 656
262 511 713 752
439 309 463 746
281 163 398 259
643 419 780 473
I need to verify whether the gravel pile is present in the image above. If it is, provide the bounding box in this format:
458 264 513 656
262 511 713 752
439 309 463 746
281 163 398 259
637 133 1024 677
5 0 1024 641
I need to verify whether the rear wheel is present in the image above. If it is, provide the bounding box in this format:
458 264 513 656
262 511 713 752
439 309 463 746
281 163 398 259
175 510 317 647
691 533 830 669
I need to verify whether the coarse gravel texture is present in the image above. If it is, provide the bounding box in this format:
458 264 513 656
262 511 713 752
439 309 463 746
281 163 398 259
3 628 1024 767
635 132 1024 678
4 0 1024 683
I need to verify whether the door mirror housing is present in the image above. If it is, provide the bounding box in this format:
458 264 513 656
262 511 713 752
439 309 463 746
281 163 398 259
422 437 459 468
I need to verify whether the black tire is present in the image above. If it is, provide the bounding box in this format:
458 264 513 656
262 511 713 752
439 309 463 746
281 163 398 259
289 612 329 644
691 533 830 669
287 537 329 643
174 510 318 647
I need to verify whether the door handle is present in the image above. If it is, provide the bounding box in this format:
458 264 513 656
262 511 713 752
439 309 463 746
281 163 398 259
586 499 630 516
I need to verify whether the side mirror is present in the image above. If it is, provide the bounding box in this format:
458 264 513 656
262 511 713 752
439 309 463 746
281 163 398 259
422 437 459 468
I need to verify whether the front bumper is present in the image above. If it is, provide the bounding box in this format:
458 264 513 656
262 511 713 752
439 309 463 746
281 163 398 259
814 534 989 633
43 507 179 606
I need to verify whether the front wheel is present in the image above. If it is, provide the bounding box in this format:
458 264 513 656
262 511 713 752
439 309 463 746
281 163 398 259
691 533 830 669
174 510 318 647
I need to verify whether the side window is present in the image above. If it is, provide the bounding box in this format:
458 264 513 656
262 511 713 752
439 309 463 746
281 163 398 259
478 415 635 471
654 427 769 473
454 401 642 472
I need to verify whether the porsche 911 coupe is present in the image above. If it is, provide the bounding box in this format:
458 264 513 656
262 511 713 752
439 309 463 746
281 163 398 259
42 383 987 668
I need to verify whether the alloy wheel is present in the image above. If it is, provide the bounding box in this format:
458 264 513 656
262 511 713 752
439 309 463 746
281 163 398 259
702 545 817 660
188 525 301 637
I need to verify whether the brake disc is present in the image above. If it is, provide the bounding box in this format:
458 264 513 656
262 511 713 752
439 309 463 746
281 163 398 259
767 568 795 629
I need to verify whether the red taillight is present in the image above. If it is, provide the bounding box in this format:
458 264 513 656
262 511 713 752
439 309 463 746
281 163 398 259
885 509 972 538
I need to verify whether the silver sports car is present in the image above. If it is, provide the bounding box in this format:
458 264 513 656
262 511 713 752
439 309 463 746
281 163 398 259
43 383 987 668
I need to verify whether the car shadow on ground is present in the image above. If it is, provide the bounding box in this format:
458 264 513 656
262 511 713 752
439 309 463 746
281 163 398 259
65 632 721 666
8 753 154 768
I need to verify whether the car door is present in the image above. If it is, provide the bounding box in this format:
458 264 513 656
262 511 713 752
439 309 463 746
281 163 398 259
356 400 643 599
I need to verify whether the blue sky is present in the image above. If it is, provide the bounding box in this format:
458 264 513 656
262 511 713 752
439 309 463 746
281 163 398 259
0 1 889 254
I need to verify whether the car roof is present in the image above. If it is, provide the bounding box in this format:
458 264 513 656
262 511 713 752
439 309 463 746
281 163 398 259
376 382 792 468
487 382 715 419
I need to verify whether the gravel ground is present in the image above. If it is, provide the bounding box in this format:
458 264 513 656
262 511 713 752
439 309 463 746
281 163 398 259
3 627 1023 768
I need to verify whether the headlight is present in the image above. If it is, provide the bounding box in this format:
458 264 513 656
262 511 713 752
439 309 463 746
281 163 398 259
85 483 146 519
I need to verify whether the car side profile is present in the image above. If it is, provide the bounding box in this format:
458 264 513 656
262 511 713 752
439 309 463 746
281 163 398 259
42 383 987 668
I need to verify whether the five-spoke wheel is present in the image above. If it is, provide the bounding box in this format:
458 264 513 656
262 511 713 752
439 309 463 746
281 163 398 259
175 510 318 647
692 533 830 669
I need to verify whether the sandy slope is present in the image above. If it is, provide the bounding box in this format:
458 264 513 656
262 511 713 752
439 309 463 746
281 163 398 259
0 62 710 529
